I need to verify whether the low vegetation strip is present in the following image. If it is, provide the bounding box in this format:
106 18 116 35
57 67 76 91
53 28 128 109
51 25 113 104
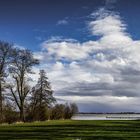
0 120 140 140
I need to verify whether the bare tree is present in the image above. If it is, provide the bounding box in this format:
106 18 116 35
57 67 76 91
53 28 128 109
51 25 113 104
0 41 12 122
70 103 79 115
8 48 39 121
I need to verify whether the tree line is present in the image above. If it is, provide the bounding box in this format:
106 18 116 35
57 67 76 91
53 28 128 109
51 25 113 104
0 41 78 123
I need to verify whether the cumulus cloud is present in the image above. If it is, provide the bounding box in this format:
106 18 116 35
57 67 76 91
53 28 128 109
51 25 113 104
33 7 140 112
89 8 132 44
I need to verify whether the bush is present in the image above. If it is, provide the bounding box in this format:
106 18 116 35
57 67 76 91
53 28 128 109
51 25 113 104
3 104 19 124
50 104 65 120
50 103 78 120
25 102 78 122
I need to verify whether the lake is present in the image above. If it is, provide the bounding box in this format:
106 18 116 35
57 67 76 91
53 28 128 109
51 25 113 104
72 113 140 120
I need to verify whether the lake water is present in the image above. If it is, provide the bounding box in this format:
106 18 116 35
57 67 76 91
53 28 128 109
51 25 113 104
72 113 140 120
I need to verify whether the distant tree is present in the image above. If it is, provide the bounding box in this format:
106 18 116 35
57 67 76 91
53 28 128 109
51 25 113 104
70 103 79 115
50 104 65 120
0 41 12 122
64 103 72 119
64 103 78 119
30 70 55 121
50 103 78 120
8 48 39 122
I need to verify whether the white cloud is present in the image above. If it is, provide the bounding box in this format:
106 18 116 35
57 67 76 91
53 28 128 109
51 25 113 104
89 9 132 45
42 39 91 60
57 19 68 25
33 8 140 112
33 52 45 61
45 36 77 43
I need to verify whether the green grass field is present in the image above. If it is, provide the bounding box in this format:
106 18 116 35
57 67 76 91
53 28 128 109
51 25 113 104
0 120 140 140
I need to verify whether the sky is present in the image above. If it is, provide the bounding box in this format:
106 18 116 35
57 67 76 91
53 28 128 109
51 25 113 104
1 0 140 112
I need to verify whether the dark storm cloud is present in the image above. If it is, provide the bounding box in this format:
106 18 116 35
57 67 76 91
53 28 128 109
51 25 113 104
78 102 140 113
56 78 140 98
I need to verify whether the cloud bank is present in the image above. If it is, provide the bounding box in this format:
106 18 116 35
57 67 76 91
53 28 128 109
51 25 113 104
34 7 140 112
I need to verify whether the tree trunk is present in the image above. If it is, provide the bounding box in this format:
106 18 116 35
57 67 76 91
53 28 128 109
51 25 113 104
0 80 3 123
20 105 25 122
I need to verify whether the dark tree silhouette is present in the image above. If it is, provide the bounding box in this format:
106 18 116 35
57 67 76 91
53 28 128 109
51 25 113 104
0 40 78 123
30 70 55 121
8 48 39 121
0 41 12 122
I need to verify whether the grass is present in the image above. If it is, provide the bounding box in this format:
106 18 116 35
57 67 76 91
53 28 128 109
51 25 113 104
0 120 140 140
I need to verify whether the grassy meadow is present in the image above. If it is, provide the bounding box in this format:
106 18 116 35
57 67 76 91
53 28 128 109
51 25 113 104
0 120 140 140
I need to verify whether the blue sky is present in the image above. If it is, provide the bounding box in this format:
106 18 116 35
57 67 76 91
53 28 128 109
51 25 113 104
0 0 140 50
2 0 140 112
